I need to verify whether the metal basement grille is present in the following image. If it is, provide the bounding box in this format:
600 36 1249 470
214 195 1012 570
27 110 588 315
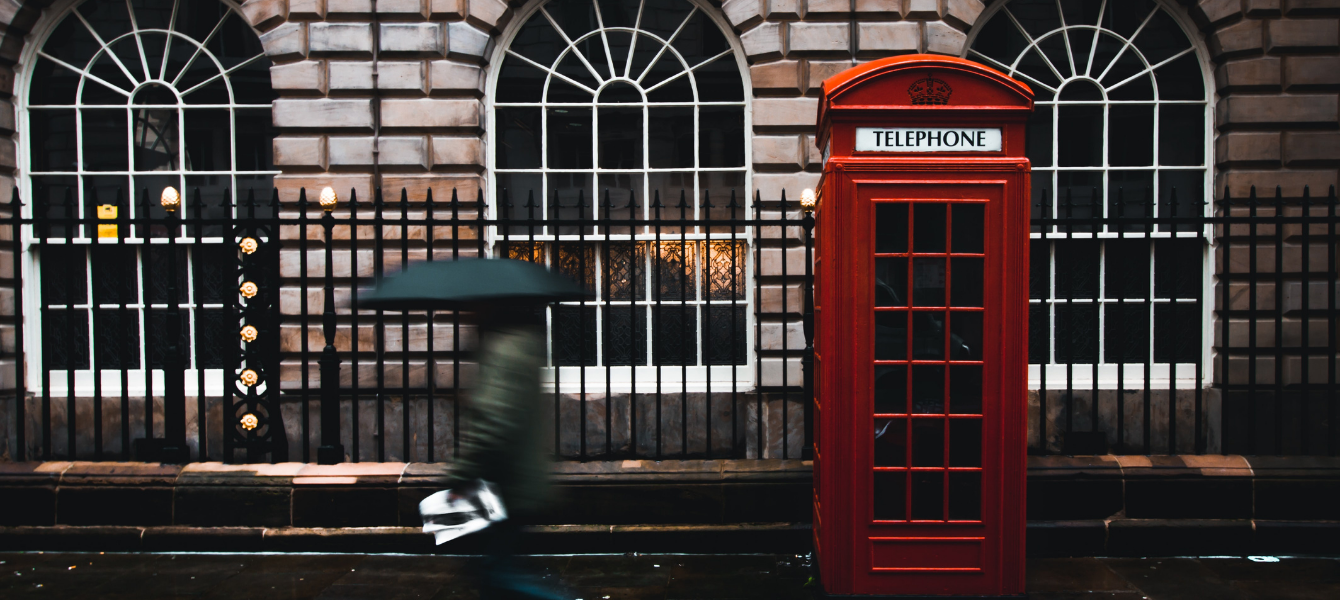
23 0 277 390
967 0 1210 387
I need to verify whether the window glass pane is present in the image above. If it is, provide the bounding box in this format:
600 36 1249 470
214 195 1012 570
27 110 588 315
1155 53 1204 101
875 258 906 307
652 305 697 365
949 419 982 466
1054 303 1098 363
948 472 981 521
546 107 592 169
193 308 231 369
948 365 982 414
30 109 78 172
1030 239 1049 299
553 305 598 366
1037 33 1071 79
91 244 137 305
875 312 907 361
1029 303 1049 364
1109 105 1154 166
911 364 945 414
1159 170 1205 231
970 9 1029 64
912 258 945 307
94 309 140 369
646 68 695 102
875 365 907 414
1015 48 1061 90
702 171 746 224
876 204 908 253
1025 105 1053 168
950 258 983 308
496 55 547 102
1108 73 1153 101
1054 239 1099 299
193 244 236 305
509 11 569 64
603 31 633 71
497 107 543 169
30 57 80 105
911 471 944 520
1131 9 1190 66
184 109 230 172
913 204 947 253
913 312 945 360
43 309 91 370
1154 303 1200 364
1104 304 1149 364
598 106 643 169
1057 104 1103 167
146 312 190 369
133 109 181 171
699 107 745 167
875 418 907 465
603 306 648 366
84 53 135 105
695 57 745 102
234 109 273 171
705 241 746 300
949 312 982 362
82 109 130 172
78 0 134 47
873 471 906 520
912 419 944 464
494 173 542 224
555 52 601 94
702 305 746 365
952 204 984 254
1154 239 1203 299
648 107 694 168
652 241 697 300
1159 105 1204 166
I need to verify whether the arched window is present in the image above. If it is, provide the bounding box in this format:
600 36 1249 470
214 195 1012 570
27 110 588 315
22 0 276 378
967 0 1210 385
490 0 749 375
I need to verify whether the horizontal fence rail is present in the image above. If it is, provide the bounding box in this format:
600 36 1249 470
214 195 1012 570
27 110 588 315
2 184 1336 463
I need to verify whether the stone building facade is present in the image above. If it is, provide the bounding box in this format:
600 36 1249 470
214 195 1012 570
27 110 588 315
0 0 1337 462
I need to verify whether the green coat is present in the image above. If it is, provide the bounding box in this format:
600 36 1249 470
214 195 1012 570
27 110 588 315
446 323 551 516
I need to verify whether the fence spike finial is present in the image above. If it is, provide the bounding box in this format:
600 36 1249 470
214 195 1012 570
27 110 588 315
677 189 688 219
626 188 637 212
703 189 712 210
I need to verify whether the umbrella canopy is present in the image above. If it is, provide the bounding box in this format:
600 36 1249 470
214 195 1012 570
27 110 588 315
358 258 591 310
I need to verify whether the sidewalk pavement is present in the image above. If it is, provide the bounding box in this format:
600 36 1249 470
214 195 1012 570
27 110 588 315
0 552 1336 599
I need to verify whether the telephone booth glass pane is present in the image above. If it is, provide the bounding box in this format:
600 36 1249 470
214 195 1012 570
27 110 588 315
874 200 986 524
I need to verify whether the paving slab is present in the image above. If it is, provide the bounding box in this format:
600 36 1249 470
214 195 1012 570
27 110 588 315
0 553 1337 599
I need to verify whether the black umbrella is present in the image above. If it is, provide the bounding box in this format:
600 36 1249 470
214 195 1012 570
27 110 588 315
357 258 591 311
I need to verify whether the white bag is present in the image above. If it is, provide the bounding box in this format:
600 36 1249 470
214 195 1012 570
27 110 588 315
419 480 509 545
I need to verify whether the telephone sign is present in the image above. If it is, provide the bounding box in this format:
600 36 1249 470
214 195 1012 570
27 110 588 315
810 55 1034 598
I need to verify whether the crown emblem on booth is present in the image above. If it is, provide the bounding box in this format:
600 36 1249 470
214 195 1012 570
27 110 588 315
908 73 952 105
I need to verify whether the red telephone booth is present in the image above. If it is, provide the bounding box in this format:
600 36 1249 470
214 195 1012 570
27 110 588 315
810 55 1033 597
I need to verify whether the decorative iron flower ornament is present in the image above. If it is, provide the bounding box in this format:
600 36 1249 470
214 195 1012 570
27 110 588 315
239 237 259 254
160 186 181 212
240 325 258 343
800 189 817 213
240 413 259 431
239 281 258 299
319 187 338 211
239 369 259 387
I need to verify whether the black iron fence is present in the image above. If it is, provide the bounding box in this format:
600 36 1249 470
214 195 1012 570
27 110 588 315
1 186 813 464
1032 185 1339 456
2 184 1336 463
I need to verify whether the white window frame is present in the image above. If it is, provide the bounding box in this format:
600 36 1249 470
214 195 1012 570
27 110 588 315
486 0 757 392
964 0 1215 390
14 0 279 397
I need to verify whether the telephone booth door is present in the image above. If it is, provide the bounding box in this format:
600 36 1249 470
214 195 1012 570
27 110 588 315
811 56 1034 597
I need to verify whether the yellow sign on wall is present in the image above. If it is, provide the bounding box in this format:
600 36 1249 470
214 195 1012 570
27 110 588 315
97 205 118 238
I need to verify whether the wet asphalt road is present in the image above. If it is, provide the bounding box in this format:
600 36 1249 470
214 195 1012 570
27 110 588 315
0 552 1337 599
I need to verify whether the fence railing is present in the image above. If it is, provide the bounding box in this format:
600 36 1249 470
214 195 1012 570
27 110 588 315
1032 185 1339 456
3 184 1336 462
1 186 813 464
